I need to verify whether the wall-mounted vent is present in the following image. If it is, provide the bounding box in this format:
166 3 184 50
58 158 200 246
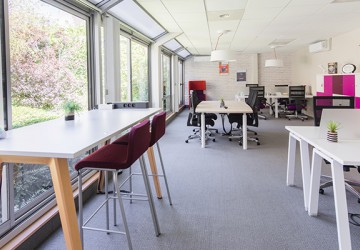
309 40 331 53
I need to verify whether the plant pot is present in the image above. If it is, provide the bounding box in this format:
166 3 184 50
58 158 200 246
327 131 338 142
65 112 75 121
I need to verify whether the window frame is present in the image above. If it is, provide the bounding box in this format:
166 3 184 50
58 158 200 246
0 0 97 240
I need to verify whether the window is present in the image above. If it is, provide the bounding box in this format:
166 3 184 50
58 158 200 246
120 35 130 101
119 34 149 102
9 0 89 129
131 40 148 101
0 0 92 236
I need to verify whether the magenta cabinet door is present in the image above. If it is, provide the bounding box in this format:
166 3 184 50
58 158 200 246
343 75 355 96
324 76 333 95
356 97 360 109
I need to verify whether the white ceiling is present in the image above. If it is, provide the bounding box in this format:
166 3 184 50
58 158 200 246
136 0 360 55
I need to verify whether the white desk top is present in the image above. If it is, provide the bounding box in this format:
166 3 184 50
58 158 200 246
286 125 360 165
286 126 321 141
196 100 252 114
311 139 360 166
0 108 161 158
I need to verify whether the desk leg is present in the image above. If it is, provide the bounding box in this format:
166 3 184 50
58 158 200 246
48 158 82 250
286 134 297 186
269 97 273 115
147 147 162 198
308 149 323 216
331 160 352 250
275 99 279 118
299 140 311 211
201 112 205 148
242 113 247 150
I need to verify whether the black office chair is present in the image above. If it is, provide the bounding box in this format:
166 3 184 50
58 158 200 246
185 92 217 143
286 86 308 121
249 86 267 120
228 89 260 146
313 96 360 202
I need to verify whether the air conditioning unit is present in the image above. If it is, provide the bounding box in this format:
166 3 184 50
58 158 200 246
309 39 331 53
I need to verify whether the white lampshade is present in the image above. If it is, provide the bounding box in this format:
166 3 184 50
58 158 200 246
265 59 284 67
210 49 236 62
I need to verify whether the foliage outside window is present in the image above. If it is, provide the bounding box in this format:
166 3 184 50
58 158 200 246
9 0 88 128
120 35 148 102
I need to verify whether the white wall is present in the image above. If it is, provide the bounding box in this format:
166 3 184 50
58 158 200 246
291 27 360 95
184 52 292 104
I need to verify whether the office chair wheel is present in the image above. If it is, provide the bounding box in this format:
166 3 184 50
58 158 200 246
185 140 189 143
229 138 232 141
319 188 324 194
358 198 360 203
212 139 215 142
239 142 243 146
254 132 257 135
257 142 260 145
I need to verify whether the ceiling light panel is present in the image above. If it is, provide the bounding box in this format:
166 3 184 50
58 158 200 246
243 8 283 20
205 0 248 11
109 0 165 39
246 0 292 9
289 0 333 6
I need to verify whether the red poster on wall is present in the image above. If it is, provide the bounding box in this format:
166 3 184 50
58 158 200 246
219 62 229 75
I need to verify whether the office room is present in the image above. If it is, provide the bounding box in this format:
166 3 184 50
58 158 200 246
1 0 360 249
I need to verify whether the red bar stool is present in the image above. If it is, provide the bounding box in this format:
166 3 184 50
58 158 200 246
76 120 160 250
113 111 172 205
148 111 172 205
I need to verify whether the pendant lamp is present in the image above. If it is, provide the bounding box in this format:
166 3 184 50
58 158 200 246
210 31 236 62
265 47 283 67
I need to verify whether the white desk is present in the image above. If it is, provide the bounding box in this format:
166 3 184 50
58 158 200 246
236 93 313 118
308 139 360 250
285 126 320 211
268 93 313 118
286 124 360 250
0 108 160 249
196 100 253 149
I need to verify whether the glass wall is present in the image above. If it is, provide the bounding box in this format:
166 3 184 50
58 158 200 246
119 34 149 102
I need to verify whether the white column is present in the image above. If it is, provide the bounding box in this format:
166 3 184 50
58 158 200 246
104 17 120 103
172 55 179 113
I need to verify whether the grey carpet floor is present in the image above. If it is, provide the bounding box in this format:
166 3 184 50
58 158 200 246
38 110 360 250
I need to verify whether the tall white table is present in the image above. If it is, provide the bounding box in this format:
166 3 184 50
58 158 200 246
196 100 253 149
0 108 160 250
285 126 320 211
286 125 360 250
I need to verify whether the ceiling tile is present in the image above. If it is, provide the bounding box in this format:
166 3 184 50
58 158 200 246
205 0 248 11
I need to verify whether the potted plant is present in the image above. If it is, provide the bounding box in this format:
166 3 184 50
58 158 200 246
220 97 225 108
63 100 81 121
327 120 340 142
